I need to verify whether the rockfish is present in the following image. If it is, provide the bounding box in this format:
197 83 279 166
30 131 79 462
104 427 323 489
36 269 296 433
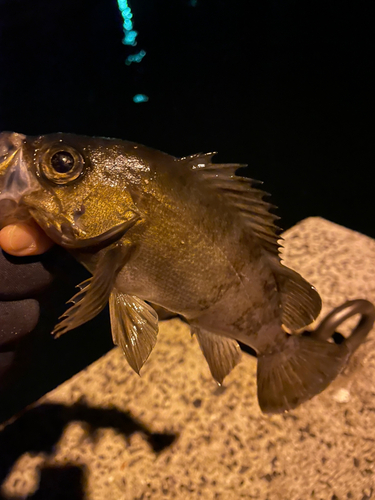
0 132 349 413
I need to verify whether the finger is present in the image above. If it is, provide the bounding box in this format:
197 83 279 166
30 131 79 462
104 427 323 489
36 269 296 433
0 221 54 256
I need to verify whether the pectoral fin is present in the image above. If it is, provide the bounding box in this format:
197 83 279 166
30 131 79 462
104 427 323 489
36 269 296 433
52 244 128 338
192 327 242 385
109 290 159 374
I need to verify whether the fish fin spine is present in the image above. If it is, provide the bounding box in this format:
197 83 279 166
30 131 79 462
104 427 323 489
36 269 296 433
184 154 281 257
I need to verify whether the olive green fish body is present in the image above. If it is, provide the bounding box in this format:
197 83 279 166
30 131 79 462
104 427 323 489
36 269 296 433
103 147 281 343
0 132 350 413
115 168 279 341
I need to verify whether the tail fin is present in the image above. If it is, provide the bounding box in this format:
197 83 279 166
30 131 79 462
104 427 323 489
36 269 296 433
257 334 350 414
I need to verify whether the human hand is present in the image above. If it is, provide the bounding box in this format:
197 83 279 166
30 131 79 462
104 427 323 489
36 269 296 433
0 221 54 387
0 220 114 421
0 220 54 256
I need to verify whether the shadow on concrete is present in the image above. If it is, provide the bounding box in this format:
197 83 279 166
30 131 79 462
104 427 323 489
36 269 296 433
0 400 178 499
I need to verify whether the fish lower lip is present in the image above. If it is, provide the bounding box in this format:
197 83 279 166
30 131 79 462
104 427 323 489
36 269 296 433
0 199 30 228
55 217 141 251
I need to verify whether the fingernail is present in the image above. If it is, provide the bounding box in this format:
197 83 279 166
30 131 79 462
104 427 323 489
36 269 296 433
9 225 36 252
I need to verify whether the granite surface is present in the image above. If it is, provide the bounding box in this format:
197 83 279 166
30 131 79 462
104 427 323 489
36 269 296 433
1 217 375 500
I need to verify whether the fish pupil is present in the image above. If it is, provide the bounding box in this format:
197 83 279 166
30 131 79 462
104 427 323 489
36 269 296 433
51 151 75 173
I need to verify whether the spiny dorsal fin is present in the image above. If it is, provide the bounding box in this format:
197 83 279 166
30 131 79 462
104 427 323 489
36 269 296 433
183 153 282 256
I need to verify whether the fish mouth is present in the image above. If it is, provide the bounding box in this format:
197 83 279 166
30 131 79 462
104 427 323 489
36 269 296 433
0 200 31 229
0 132 40 227
0 132 26 162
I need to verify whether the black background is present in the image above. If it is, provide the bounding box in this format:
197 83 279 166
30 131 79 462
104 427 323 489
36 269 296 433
0 2 374 486
0 0 374 238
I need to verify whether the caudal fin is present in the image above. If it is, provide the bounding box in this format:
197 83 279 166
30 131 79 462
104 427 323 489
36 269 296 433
257 334 350 414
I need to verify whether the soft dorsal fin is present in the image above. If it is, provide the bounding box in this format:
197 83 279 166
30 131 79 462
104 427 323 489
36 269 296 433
183 153 282 257
268 259 322 330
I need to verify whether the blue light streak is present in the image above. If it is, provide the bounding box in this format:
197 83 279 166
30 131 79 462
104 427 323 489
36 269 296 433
117 0 138 46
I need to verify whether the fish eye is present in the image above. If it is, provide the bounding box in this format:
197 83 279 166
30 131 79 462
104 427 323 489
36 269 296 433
39 145 85 185
51 151 75 173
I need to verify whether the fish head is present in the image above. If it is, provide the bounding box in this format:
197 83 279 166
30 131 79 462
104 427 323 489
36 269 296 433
0 132 144 249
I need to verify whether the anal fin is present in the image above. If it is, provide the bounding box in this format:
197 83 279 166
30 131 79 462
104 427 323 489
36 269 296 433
192 327 242 385
109 290 159 374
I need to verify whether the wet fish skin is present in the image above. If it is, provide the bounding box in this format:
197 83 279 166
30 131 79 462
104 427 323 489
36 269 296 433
0 132 349 413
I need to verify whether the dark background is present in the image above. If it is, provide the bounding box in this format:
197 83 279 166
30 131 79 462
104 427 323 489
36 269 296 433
0 0 374 237
0 1 374 485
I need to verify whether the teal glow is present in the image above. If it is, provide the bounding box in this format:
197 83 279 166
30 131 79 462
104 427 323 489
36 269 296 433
123 30 138 46
125 50 146 65
124 19 133 30
118 0 146 102
117 0 138 46
133 94 149 103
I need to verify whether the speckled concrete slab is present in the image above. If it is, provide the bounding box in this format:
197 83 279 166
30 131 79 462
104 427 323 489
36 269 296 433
1 217 375 500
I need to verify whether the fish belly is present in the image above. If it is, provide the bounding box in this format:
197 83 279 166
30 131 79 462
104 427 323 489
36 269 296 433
114 211 280 342
114 246 238 318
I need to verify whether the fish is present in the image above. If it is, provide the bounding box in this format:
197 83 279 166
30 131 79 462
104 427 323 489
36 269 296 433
0 131 349 413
